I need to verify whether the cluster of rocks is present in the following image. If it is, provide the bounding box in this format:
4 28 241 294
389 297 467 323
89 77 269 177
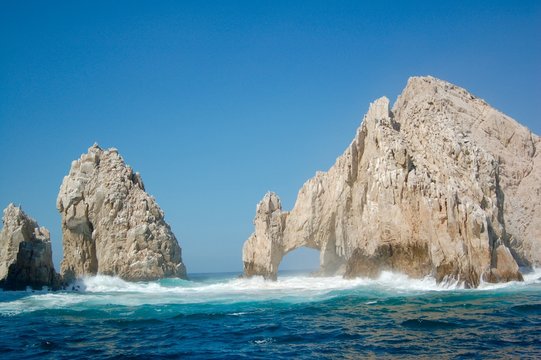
242 76 540 288
2 76 538 290
0 145 187 290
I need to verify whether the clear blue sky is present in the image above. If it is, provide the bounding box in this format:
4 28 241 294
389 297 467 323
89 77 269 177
1 1 540 273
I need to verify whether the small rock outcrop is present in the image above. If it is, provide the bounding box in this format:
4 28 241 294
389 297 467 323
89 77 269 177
243 76 540 287
0 204 58 290
58 144 187 282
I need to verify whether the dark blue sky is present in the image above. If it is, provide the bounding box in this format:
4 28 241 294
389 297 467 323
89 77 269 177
1 1 540 273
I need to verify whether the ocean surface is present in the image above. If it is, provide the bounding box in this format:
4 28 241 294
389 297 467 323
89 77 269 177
1 270 540 359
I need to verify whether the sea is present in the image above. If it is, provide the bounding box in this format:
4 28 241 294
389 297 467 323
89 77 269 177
0 269 540 359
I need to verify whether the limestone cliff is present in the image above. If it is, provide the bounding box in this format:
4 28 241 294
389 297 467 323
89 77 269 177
242 76 540 288
0 204 58 290
58 144 186 282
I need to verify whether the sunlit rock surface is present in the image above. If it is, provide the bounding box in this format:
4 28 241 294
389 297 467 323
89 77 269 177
58 144 187 282
0 204 58 290
243 76 540 288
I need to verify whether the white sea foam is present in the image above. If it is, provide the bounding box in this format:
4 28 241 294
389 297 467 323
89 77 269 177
78 271 453 297
0 293 88 316
1 269 539 316
77 275 173 293
0 271 456 315
478 267 541 290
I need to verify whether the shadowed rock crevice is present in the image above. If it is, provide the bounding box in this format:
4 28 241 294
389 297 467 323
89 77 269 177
345 243 432 280
242 76 540 288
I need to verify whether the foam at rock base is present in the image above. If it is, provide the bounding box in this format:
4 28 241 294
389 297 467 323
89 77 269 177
1 270 540 317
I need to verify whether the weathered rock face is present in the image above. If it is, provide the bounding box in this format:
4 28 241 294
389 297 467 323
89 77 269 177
0 204 58 290
58 144 186 282
243 76 540 288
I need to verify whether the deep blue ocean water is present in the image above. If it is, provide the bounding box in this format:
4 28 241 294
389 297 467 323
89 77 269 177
0 270 540 359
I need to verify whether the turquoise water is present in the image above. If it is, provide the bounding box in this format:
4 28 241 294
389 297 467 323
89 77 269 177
0 270 540 359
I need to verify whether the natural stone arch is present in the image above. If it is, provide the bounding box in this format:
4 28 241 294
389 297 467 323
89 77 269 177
242 77 537 287
242 192 347 280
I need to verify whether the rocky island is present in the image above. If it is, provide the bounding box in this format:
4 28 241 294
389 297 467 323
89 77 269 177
242 76 540 288
0 204 59 290
58 144 187 282
1 76 537 290
0 144 188 290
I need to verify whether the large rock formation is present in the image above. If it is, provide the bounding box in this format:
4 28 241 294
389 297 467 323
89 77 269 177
243 76 540 288
0 204 58 290
58 144 186 282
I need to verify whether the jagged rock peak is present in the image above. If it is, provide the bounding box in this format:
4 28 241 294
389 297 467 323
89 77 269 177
243 192 289 280
57 144 187 282
0 204 58 290
258 192 283 214
242 76 539 288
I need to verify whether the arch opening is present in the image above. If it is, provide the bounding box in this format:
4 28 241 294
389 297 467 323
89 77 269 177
278 247 320 276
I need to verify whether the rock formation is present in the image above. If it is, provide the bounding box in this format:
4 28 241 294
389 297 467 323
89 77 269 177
58 144 186 282
0 204 58 290
243 76 540 288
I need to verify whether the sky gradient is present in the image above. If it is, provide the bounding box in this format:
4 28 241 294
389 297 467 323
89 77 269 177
1 1 540 273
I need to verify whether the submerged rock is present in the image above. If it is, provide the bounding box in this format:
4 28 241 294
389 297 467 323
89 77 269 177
58 144 186 282
243 76 539 288
0 204 59 290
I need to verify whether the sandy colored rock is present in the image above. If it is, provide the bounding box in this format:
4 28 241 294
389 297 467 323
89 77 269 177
58 144 186 282
0 204 58 290
243 76 539 288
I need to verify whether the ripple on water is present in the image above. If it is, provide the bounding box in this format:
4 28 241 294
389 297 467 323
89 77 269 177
400 318 461 330
510 303 541 315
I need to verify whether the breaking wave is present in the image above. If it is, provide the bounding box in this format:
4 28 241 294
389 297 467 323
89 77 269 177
1 269 539 316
